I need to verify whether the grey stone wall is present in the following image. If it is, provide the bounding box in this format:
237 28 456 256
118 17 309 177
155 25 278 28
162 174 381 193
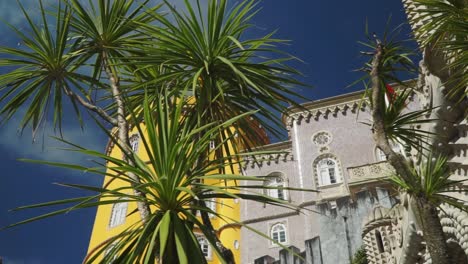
240 89 417 264
248 190 394 264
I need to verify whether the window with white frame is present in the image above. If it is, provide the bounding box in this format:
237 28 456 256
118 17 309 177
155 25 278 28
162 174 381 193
316 157 341 186
197 235 212 260
205 196 216 218
209 140 215 150
265 172 287 200
197 193 216 218
270 223 287 244
109 200 128 228
129 134 140 152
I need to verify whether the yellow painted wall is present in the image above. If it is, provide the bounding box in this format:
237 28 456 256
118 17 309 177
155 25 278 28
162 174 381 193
87 125 242 264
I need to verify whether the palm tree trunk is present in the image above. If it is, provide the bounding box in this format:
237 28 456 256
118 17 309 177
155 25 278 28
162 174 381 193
102 51 151 222
199 201 235 264
193 132 235 264
369 39 452 264
415 197 451 264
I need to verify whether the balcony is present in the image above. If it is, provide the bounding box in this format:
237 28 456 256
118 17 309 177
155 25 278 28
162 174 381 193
347 161 395 186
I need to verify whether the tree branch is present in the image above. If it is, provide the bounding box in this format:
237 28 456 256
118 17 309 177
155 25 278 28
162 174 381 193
102 51 152 222
369 43 413 181
62 85 118 126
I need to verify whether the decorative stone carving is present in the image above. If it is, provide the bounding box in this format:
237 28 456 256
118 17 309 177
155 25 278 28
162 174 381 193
348 162 394 185
284 99 368 131
242 150 294 169
312 131 332 147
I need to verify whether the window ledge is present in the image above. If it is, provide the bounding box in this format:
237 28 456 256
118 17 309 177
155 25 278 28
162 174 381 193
317 182 343 189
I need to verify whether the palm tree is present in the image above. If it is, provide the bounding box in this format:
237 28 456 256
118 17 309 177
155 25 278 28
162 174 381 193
404 0 467 96
0 0 309 262
123 0 308 260
0 0 162 221
0 0 306 225
7 93 306 264
356 28 466 263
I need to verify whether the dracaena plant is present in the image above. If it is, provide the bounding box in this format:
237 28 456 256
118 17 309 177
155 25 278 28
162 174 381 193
6 92 311 264
127 0 308 154
357 23 458 263
407 0 467 97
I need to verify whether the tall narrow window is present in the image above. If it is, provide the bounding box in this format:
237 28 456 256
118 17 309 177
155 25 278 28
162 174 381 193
197 235 212 260
270 223 287 244
109 200 128 228
316 157 341 186
197 192 216 218
209 140 215 150
206 196 216 218
265 172 287 200
375 230 385 253
129 134 139 152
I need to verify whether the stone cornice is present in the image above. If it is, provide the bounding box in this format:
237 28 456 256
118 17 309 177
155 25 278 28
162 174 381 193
283 80 417 130
284 91 367 130
242 149 294 169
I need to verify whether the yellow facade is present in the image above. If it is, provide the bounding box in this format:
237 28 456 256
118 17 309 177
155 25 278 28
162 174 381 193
86 125 242 264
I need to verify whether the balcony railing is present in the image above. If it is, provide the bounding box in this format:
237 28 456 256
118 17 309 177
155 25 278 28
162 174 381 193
347 161 394 186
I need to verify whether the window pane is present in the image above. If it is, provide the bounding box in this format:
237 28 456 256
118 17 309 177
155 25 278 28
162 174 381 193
130 135 139 152
279 232 286 243
277 189 284 200
329 168 336 183
109 201 127 228
272 233 279 242
320 168 329 185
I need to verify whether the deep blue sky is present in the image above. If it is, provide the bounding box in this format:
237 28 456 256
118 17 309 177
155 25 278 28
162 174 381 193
0 1 413 263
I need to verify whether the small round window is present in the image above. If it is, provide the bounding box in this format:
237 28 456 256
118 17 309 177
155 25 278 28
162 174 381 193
312 131 332 146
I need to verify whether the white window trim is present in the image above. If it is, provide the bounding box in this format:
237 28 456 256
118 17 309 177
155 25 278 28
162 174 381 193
268 220 289 247
196 192 216 218
209 140 215 150
313 155 343 187
206 196 216 218
129 134 140 153
109 199 128 228
265 172 288 201
196 234 212 260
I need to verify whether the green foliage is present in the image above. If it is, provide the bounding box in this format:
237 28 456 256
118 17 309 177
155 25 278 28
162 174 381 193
410 0 468 96
0 0 161 134
389 153 468 211
356 27 435 152
0 0 310 263
8 93 311 263
129 0 307 152
380 89 435 151
351 246 369 264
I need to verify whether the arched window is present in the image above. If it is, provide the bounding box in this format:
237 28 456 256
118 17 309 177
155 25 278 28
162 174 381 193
129 134 140 152
265 172 287 200
270 223 287 244
197 235 212 260
109 199 128 228
316 157 341 186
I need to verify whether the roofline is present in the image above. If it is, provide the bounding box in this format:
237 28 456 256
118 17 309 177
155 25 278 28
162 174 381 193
283 79 417 123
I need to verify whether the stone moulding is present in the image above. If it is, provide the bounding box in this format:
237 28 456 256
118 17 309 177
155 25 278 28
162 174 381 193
285 99 367 130
348 161 395 186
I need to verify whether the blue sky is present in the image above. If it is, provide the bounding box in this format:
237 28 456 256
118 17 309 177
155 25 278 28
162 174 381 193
0 1 413 263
